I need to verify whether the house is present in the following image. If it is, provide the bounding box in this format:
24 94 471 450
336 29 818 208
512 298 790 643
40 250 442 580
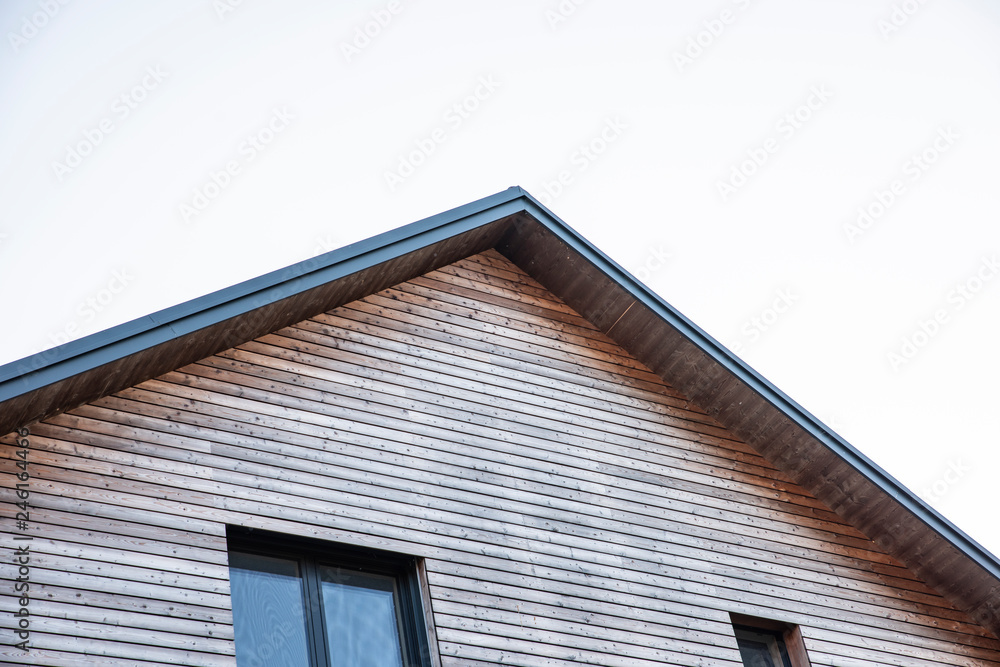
3 186 999 666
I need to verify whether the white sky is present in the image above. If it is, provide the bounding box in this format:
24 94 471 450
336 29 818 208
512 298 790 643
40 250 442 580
2 0 999 557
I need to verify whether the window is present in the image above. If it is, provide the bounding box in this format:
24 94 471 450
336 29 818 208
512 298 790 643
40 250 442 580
734 625 792 667
730 614 811 667
226 527 434 667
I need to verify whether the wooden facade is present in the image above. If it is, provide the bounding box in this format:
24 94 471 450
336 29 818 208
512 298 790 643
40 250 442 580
3 190 1000 666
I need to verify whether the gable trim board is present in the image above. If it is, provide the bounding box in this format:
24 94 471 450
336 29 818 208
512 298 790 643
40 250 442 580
2 186 998 640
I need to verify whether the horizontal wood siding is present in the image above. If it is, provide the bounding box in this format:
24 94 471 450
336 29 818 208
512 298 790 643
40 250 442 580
3 249 999 666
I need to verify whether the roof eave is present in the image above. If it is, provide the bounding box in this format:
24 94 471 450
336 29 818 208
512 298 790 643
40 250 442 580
1 186 998 638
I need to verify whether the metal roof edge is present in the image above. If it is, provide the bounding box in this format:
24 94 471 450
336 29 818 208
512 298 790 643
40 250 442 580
512 189 1000 580
0 187 527 400
2 184 997 586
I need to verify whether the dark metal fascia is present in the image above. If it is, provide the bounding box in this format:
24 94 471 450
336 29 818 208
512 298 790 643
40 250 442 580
0 187 528 400
512 188 1000 580
2 181 997 582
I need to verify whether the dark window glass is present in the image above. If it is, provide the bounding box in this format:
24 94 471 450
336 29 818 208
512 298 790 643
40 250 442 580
320 566 404 667
735 626 793 667
227 528 430 667
229 552 311 667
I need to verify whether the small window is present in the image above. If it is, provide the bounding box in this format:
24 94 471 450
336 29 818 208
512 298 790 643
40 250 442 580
734 625 792 667
226 527 434 667
730 614 811 667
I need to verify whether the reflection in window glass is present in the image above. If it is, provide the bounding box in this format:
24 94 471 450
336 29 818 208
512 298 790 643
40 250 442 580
735 626 793 667
229 552 311 667
321 567 404 667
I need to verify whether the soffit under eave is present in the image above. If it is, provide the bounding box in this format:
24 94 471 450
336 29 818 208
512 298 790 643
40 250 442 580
495 213 1000 641
0 214 519 438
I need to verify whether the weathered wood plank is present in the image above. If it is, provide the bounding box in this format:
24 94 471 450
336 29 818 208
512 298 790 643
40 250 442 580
277 320 722 430
51 395 935 589
35 408 939 602
224 336 763 464
0 630 235 666
435 626 743 667
425 559 997 653
5 251 999 667
429 574 1000 659
130 373 839 523
9 457 990 656
19 439 958 625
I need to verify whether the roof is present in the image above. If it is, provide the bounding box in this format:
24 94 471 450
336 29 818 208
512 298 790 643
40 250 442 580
3 186 998 637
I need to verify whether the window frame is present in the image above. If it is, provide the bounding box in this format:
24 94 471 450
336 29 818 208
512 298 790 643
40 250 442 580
729 613 812 667
226 526 436 667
